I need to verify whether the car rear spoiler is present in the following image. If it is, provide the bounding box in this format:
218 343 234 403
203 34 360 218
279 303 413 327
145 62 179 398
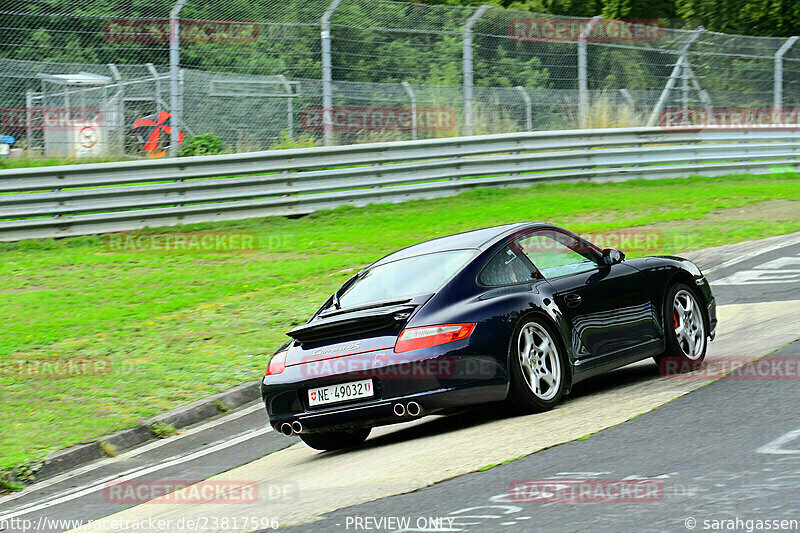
287 303 417 345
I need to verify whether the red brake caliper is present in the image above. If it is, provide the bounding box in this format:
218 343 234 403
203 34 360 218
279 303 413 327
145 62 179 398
673 311 680 330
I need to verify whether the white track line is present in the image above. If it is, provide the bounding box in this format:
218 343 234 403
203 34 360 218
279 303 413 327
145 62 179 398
704 233 800 275
757 427 800 455
0 427 270 521
0 402 264 509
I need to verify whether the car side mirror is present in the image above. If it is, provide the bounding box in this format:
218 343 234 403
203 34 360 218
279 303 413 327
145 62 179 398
602 248 625 265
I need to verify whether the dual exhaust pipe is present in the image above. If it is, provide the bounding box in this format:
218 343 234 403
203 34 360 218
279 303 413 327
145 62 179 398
278 401 422 436
280 420 303 436
393 401 422 418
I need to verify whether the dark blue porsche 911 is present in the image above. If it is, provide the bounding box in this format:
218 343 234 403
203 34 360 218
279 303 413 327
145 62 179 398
261 223 716 451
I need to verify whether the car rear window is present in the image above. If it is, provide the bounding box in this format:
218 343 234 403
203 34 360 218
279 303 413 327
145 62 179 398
337 250 476 309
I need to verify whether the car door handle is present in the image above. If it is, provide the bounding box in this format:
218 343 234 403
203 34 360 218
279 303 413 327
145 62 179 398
564 294 582 308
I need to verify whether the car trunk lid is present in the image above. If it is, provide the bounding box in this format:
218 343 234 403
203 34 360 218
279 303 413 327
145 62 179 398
284 294 432 365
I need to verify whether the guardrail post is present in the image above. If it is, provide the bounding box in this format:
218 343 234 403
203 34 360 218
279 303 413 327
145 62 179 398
463 5 491 136
321 0 343 146
169 0 187 157
401 81 417 141
578 16 602 129
515 86 532 131
647 27 703 126
775 36 798 112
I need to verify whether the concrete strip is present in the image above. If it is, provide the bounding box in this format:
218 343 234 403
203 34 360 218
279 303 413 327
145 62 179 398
31 381 261 482
683 230 800 274
68 299 800 532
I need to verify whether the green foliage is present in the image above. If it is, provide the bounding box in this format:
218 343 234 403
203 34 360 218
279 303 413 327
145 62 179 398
0 157 134 169
99 441 117 457
675 0 800 36
0 476 23 493
270 131 316 150
150 423 178 439
178 134 226 157
213 399 229 413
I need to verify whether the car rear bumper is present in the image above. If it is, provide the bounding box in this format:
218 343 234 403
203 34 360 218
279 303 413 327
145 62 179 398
266 382 507 433
261 348 508 433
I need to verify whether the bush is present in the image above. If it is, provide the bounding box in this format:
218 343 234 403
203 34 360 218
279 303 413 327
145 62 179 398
178 134 226 157
270 131 315 150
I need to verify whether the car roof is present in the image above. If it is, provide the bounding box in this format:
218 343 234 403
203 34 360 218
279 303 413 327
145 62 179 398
371 222 549 267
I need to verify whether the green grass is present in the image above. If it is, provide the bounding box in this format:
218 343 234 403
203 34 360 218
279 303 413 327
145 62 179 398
0 156 136 169
150 422 178 439
1 172 800 483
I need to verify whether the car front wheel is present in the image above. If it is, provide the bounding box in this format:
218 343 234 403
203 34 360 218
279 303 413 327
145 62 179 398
655 283 708 374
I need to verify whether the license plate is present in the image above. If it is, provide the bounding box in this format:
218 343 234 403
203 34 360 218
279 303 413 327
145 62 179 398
308 379 374 407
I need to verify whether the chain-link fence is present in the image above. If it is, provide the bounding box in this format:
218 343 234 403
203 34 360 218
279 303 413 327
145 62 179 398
1 0 799 157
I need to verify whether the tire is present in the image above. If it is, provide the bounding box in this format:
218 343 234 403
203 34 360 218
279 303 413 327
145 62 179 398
505 316 567 413
299 428 371 451
655 283 708 375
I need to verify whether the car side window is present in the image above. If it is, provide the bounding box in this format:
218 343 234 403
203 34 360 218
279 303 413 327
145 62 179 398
518 231 598 279
479 247 535 286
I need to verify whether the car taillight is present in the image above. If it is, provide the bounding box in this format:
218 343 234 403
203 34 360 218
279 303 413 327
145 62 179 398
394 323 475 353
265 350 288 376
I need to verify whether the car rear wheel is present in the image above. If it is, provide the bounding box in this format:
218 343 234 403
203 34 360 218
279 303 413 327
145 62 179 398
505 317 566 413
299 428 371 451
655 283 707 374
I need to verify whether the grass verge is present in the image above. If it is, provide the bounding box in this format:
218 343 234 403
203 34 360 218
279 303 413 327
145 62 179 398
1 172 799 485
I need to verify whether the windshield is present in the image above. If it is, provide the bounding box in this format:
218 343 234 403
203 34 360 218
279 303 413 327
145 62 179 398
336 250 476 309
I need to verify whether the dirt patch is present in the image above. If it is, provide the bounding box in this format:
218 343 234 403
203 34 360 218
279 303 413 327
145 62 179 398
700 199 799 222
1 285 49 293
619 199 799 234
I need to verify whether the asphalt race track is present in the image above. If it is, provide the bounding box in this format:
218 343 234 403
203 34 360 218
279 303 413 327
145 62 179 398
1 235 800 533
287 338 800 533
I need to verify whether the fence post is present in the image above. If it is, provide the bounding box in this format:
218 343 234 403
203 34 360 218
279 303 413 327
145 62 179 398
25 90 34 156
578 16 602 129
169 0 187 156
401 81 417 140
647 26 703 126
463 5 491 136
775 36 798 112
108 64 125 155
321 0 343 146
515 86 532 131
146 63 161 114
277 75 294 142
681 55 690 123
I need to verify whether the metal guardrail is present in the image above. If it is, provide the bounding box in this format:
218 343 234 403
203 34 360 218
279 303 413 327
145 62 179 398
1 127 798 241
